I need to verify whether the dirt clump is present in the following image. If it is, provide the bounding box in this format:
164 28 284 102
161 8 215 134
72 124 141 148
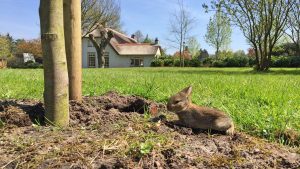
0 91 299 168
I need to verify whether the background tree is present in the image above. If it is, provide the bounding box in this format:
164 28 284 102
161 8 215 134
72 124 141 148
205 10 231 59
143 34 153 43
285 1 300 57
81 0 121 37
133 30 144 42
168 0 195 67
247 48 256 58
187 36 201 58
207 0 294 71
233 50 246 57
88 26 114 68
16 39 42 58
0 35 11 59
39 0 69 127
5 33 15 55
64 0 82 100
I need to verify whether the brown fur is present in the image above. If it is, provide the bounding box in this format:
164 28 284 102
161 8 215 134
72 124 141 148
167 86 234 135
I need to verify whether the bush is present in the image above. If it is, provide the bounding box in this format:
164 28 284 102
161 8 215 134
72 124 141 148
150 59 164 67
271 56 300 67
24 61 43 68
290 56 300 67
163 58 174 66
212 59 226 67
249 57 256 67
203 57 213 66
174 59 181 67
174 59 201 67
225 56 249 67
8 58 43 69
271 56 291 67
189 58 202 67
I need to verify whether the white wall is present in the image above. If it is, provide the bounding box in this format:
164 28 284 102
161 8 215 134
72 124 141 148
82 38 157 68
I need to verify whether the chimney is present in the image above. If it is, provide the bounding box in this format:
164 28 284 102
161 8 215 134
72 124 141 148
154 38 159 45
131 34 136 39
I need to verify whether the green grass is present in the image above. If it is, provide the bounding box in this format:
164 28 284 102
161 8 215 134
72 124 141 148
1 67 300 144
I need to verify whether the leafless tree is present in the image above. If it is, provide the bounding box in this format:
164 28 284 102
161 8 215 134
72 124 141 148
168 0 195 67
285 1 300 56
81 0 121 37
134 30 144 43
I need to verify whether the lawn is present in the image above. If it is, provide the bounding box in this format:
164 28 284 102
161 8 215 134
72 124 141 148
0 67 300 144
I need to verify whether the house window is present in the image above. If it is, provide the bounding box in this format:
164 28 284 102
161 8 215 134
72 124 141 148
88 52 96 68
88 39 93 47
130 58 144 67
104 57 109 68
104 52 109 68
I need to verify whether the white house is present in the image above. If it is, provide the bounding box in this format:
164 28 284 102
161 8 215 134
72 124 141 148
82 28 161 68
15 53 36 64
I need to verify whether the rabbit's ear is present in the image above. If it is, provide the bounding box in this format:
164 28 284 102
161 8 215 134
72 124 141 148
181 86 192 96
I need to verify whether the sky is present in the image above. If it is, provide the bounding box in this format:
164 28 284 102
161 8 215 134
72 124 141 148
0 0 250 54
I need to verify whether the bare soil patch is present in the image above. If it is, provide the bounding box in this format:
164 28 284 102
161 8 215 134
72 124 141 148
0 92 299 168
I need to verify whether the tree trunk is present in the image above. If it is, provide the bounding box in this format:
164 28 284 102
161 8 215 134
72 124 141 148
215 49 219 60
297 44 300 57
254 46 260 69
88 29 113 68
179 45 182 67
63 0 82 100
39 0 69 127
89 35 104 68
215 42 219 60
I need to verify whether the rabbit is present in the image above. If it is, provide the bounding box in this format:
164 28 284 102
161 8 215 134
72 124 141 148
167 86 234 135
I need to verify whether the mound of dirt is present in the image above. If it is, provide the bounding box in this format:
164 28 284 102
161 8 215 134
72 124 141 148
0 92 299 168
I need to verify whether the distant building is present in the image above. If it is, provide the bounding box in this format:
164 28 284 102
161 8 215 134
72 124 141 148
173 46 192 61
198 49 209 61
82 28 161 68
15 53 35 64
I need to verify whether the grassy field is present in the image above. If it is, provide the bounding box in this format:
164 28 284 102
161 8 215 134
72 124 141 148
0 67 300 144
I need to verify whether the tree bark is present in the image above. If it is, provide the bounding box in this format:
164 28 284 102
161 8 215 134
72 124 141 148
39 0 69 127
63 0 82 100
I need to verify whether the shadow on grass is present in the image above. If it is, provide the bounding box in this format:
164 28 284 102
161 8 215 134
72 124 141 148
138 68 300 76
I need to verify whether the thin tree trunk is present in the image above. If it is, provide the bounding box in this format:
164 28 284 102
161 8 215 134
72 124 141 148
39 0 69 127
88 30 113 68
63 0 82 100
89 35 104 68
297 44 300 57
253 46 260 69
258 45 265 71
179 43 182 67
182 46 185 67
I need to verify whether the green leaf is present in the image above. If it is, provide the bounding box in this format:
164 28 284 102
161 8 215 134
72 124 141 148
140 142 153 155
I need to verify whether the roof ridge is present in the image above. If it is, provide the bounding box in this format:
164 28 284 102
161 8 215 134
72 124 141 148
117 43 155 46
106 28 137 43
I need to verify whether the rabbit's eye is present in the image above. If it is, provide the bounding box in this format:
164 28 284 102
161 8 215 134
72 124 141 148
174 100 181 104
